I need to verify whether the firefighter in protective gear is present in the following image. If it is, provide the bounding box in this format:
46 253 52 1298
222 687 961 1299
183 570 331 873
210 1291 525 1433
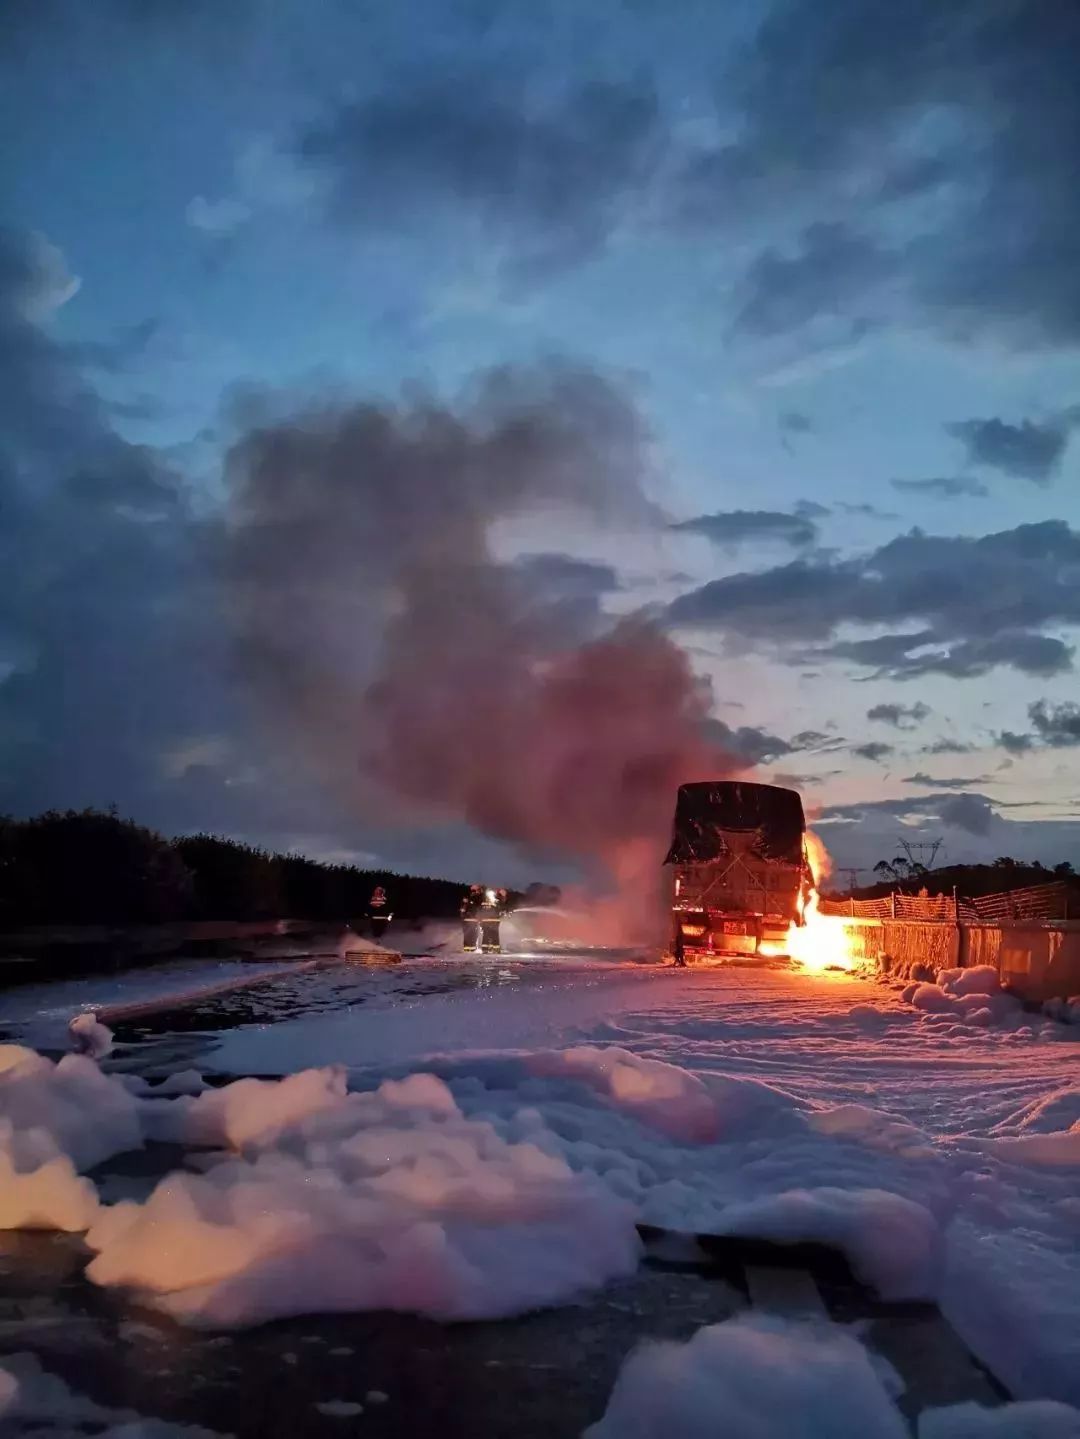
460 885 484 952
479 887 508 954
367 885 391 943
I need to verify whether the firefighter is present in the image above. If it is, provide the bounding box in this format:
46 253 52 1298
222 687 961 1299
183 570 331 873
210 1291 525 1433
479 887 507 954
460 884 483 952
367 884 392 944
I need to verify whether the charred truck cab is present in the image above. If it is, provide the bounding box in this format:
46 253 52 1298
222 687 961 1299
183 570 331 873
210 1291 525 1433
665 781 811 963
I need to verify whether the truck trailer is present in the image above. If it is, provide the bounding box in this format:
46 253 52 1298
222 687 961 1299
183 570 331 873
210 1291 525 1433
664 780 811 963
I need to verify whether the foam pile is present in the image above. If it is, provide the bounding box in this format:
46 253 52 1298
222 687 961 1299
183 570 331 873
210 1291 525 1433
0 1043 141 1231
86 1069 639 1327
901 967 1026 1029
585 1314 1080 1439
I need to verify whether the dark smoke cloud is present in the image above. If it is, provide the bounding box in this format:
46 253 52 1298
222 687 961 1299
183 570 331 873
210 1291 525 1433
223 363 736 881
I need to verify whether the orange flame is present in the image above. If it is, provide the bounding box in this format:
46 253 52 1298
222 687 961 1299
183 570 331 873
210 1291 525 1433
777 830 857 974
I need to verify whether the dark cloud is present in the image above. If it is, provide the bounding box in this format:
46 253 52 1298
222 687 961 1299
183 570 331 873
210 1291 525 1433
890 476 990 500
732 223 892 336
867 702 930 729
667 521 1080 679
1029 699 1080 749
998 731 1035 756
937 793 996 837
995 700 1080 756
826 632 1075 683
514 553 618 590
902 772 989 790
948 417 1072 484
720 0 1080 347
851 742 893 763
820 791 996 838
700 719 830 766
794 499 830 519
670 508 819 550
923 738 975 756
0 227 235 831
301 73 665 278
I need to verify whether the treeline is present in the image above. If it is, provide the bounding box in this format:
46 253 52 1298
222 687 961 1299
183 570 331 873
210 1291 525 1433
852 855 1079 901
0 809 473 928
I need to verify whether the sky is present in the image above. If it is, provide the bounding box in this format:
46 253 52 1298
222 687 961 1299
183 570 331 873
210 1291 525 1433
2 0 1079 885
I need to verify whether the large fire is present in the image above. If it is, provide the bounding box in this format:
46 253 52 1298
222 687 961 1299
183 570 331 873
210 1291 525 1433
763 830 859 974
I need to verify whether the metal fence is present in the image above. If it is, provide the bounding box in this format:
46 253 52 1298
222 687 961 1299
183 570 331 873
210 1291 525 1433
818 880 1074 923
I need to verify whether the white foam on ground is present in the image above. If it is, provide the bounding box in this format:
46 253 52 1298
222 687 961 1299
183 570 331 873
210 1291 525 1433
1 961 1079 1407
919 1400 1080 1437
84 1071 640 1328
583 1313 911 1439
0 1352 230 1437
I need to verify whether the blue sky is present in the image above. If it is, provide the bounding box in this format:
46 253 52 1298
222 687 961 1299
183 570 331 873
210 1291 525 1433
2 0 1079 883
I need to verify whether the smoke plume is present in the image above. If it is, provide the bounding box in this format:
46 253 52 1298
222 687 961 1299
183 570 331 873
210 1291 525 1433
223 363 736 914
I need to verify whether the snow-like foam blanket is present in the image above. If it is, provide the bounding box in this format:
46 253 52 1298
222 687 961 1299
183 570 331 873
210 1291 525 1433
0 1044 140 1232
86 1070 640 1327
584 1313 910 1439
0 1034 946 1326
901 967 1026 1029
0 1351 229 1437
585 1314 1080 1439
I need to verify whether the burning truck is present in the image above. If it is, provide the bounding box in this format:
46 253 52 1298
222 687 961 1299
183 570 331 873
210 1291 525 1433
665 781 812 964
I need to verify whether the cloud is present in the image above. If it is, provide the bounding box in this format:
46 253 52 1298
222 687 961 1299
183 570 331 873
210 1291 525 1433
902 772 989 790
820 791 997 838
700 719 830 766
0 227 236 832
851 742 893 763
923 738 975 755
936 793 997 837
948 416 1073 483
890 476 990 500
824 632 1075 682
300 73 665 279
0 228 80 320
670 508 819 550
995 699 1080 755
997 731 1035 756
1028 699 1080 748
667 521 1080 678
186 195 252 237
185 136 318 243
718 0 1080 348
867 702 930 729
779 410 812 435
255 0 1080 353
732 222 893 336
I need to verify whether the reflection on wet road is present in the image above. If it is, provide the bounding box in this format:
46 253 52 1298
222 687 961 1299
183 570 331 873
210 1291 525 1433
106 958 581 1077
